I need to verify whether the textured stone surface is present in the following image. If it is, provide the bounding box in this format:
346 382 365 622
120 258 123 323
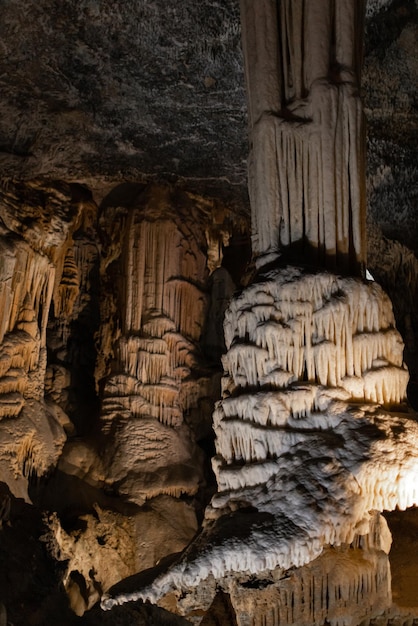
364 0 418 252
0 177 248 622
0 1 415 219
240 0 367 273
102 268 418 620
0 0 246 199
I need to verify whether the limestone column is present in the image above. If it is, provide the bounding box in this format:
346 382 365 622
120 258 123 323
240 0 367 275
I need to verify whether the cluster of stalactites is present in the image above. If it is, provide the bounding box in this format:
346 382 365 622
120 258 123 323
53 246 80 321
248 89 365 275
102 328 209 428
121 219 207 340
0 238 56 418
102 217 210 430
228 526 391 626
211 269 416 520
240 0 366 274
0 240 55 347
233 557 390 626
222 269 407 406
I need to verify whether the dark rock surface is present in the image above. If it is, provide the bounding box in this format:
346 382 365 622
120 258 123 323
364 0 418 251
0 0 415 219
0 0 247 200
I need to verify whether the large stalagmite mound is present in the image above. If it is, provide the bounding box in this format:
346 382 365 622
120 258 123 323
103 266 418 622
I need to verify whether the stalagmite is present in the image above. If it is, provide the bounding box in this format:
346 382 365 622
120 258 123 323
98 186 238 504
102 266 418 616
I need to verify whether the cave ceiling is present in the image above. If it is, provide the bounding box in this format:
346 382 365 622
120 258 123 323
0 0 247 202
0 0 416 217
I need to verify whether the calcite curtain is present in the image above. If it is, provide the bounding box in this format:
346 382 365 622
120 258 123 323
240 0 367 275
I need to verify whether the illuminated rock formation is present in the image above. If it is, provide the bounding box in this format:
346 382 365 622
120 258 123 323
240 0 367 274
40 184 246 612
0 181 86 499
213 268 411 501
225 517 392 626
0 2 416 624
96 185 230 504
102 268 418 617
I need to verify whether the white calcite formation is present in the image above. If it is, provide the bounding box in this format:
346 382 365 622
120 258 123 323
240 0 366 275
102 266 418 612
228 515 393 626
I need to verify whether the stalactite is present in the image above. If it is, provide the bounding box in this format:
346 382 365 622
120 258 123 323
0 392 25 419
0 242 54 348
142 315 176 339
54 246 80 321
240 0 366 273
222 269 406 402
166 279 206 342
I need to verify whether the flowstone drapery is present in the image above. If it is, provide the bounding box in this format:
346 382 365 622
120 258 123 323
98 186 212 504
